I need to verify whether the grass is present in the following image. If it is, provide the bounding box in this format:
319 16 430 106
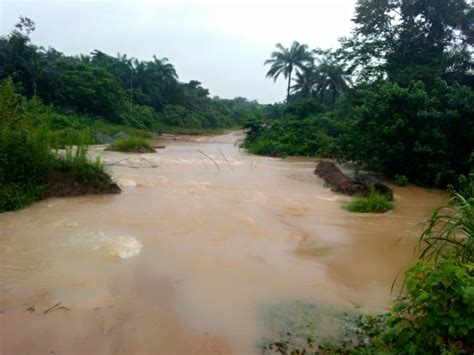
106 136 155 153
54 145 106 185
418 192 473 263
344 188 394 213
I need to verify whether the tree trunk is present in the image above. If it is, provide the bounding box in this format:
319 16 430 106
286 69 292 106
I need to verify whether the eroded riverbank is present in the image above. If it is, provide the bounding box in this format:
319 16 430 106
0 132 446 354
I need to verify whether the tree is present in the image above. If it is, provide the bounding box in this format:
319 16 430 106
264 41 312 104
292 52 351 108
292 63 319 98
340 0 474 86
315 58 351 107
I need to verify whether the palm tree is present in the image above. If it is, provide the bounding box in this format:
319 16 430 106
291 62 319 98
264 41 312 104
291 52 352 107
315 59 351 107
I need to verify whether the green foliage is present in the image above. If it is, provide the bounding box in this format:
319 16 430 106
53 145 107 188
419 192 474 264
343 80 474 187
339 0 473 86
292 52 352 109
243 115 340 158
276 187 474 354
0 18 263 132
107 136 154 152
377 259 474 354
264 41 312 103
394 175 408 187
0 128 52 212
344 188 394 213
0 78 113 212
317 260 474 355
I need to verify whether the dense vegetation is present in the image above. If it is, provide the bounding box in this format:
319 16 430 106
344 188 394 213
0 78 118 212
244 0 474 188
0 17 263 134
0 16 263 212
252 1 474 351
107 136 155 153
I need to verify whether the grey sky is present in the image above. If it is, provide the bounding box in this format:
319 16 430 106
0 0 357 103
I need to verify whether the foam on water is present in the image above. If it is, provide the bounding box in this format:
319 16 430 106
71 232 143 259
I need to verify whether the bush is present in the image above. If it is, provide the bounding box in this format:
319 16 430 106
53 145 106 186
394 174 408 187
107 136 155 153
0 128 53 212
0 78 119 212
345 80 474 187
243 115 344 158
344 188 394 213
378 258 474 354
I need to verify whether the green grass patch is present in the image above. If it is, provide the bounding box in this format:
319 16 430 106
344 188 394 213
106 136 155 153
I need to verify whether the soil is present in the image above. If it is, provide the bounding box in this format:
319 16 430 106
106 145 157 153
42 170 121 198
314 161 393 199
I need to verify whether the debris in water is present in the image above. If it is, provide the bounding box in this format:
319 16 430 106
43 302 62 314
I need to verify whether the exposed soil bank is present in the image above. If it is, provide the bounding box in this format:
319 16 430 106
42 170 121 198
315 160 393 199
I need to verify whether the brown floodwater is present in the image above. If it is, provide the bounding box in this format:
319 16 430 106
0 132 446 354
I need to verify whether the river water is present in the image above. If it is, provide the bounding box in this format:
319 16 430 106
0 132 445 354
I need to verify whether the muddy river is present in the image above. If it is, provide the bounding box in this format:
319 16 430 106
0 132 445 354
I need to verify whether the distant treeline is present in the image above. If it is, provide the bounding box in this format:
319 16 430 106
0 17 263 131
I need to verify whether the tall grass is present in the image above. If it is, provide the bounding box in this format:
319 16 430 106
107 136 155 152
344 188 394 213
418 192 474 263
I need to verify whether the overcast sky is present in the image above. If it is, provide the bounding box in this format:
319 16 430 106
0 0 357 103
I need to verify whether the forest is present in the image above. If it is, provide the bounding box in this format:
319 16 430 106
244 0 474 188
0 16 263 133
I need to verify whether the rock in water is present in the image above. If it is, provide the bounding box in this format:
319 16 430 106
314 161 393 199
353 174 393 200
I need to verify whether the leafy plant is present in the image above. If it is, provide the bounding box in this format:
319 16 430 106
377 259 474 354
344 188 394 213
419 193 474 264
394 175 408 187
107 136 155 153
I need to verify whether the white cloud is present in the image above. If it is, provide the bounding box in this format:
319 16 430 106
0 0 356 103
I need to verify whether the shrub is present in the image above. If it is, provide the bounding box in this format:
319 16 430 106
379 258 474 354
107 136 155 153
345 80 474 187
0 128 52 212
53 145 106 187
344 188 394 213
394 174 408 187
243 115 343 158
0 79 119 212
